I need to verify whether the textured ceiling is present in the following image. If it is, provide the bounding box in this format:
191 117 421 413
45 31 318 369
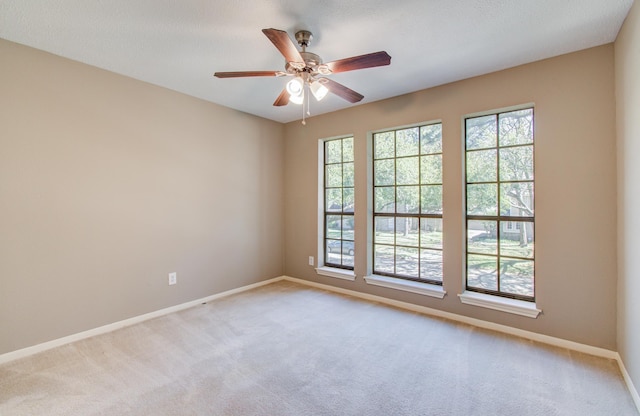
0 0 634 123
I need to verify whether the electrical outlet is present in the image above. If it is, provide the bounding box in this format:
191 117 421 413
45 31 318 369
168 272 177 285
308 256 314 266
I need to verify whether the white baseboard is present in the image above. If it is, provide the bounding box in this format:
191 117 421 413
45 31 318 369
282 275 640 411
3 273 638 415
0 276 284 365
615 353 640 414
281 276 618 359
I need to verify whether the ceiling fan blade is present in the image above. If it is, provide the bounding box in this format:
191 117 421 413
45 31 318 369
262 28 304 65
214 71 278 78
273 88 290 106
324 51 391 74
319 78 364 103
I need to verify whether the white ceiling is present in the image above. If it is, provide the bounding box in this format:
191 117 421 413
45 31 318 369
0 0 634 123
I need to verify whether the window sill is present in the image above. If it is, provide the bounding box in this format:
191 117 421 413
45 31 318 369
316 267 356 281
364 274 446 299
458 291 541 318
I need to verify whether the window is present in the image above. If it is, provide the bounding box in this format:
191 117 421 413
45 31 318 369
372 123 443 284
323 137 355 270
465 108 535 301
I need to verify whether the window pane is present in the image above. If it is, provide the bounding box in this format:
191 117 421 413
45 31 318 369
420 185 442 214
343 137 354 162
396 217 419 247
374 217 395 244
326 188 342 212
343 241 355 267
396 157 419 185
343 162 354 187
396 246 419 278
499 221 534 259
421 124 442 154
326 215 342 239
325 140 342 164
467 184 497 216
343 216 355 240
396 127 420 157
421 154 442 184
374 159 395 186
500 182 534 217
467 220 498 255
499 146 533 181
467 254 498 291
499 109 533 146
500 258 534 298
466 149 497 183
466 115 496 150
420 218 443 249
397 186 419 214
420 249 443 282
343 188 354 213
326 164 342 187
326 240 341 265
375 187 395 213
374 132 394 159
374 244 395 274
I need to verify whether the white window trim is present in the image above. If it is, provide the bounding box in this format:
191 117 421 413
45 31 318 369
458 290 541 318
463 105 537 305
316 266 356 281
364 274 446 299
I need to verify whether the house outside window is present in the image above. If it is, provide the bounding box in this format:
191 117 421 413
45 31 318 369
465 108 535 301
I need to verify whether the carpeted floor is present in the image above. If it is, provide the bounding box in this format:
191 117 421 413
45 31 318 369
0 280 638 415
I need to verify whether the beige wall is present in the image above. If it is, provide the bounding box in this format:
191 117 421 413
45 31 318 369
284 45 617 349
616 0 640 397
0 39 284 355
0 34 623 357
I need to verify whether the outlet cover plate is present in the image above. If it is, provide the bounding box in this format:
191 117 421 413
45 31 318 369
168 272 177 285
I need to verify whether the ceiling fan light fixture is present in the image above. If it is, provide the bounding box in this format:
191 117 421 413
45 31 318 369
310 80 329 101
317 64 332 75
289 91 304 105
286 77 304 97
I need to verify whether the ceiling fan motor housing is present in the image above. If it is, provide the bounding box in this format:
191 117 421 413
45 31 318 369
285 51 323 73
295 30 313 47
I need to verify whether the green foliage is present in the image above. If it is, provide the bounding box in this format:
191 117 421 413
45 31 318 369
499 109 533 146
396 128 420 157
466 115 496 150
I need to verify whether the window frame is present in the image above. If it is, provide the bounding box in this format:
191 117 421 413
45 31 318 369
317 136 356 280
464 107 536 303
370 121 444 286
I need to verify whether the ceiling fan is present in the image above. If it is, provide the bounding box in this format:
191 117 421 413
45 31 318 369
214 28 391 122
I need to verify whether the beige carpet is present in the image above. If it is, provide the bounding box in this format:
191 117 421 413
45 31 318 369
0 280 637 415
